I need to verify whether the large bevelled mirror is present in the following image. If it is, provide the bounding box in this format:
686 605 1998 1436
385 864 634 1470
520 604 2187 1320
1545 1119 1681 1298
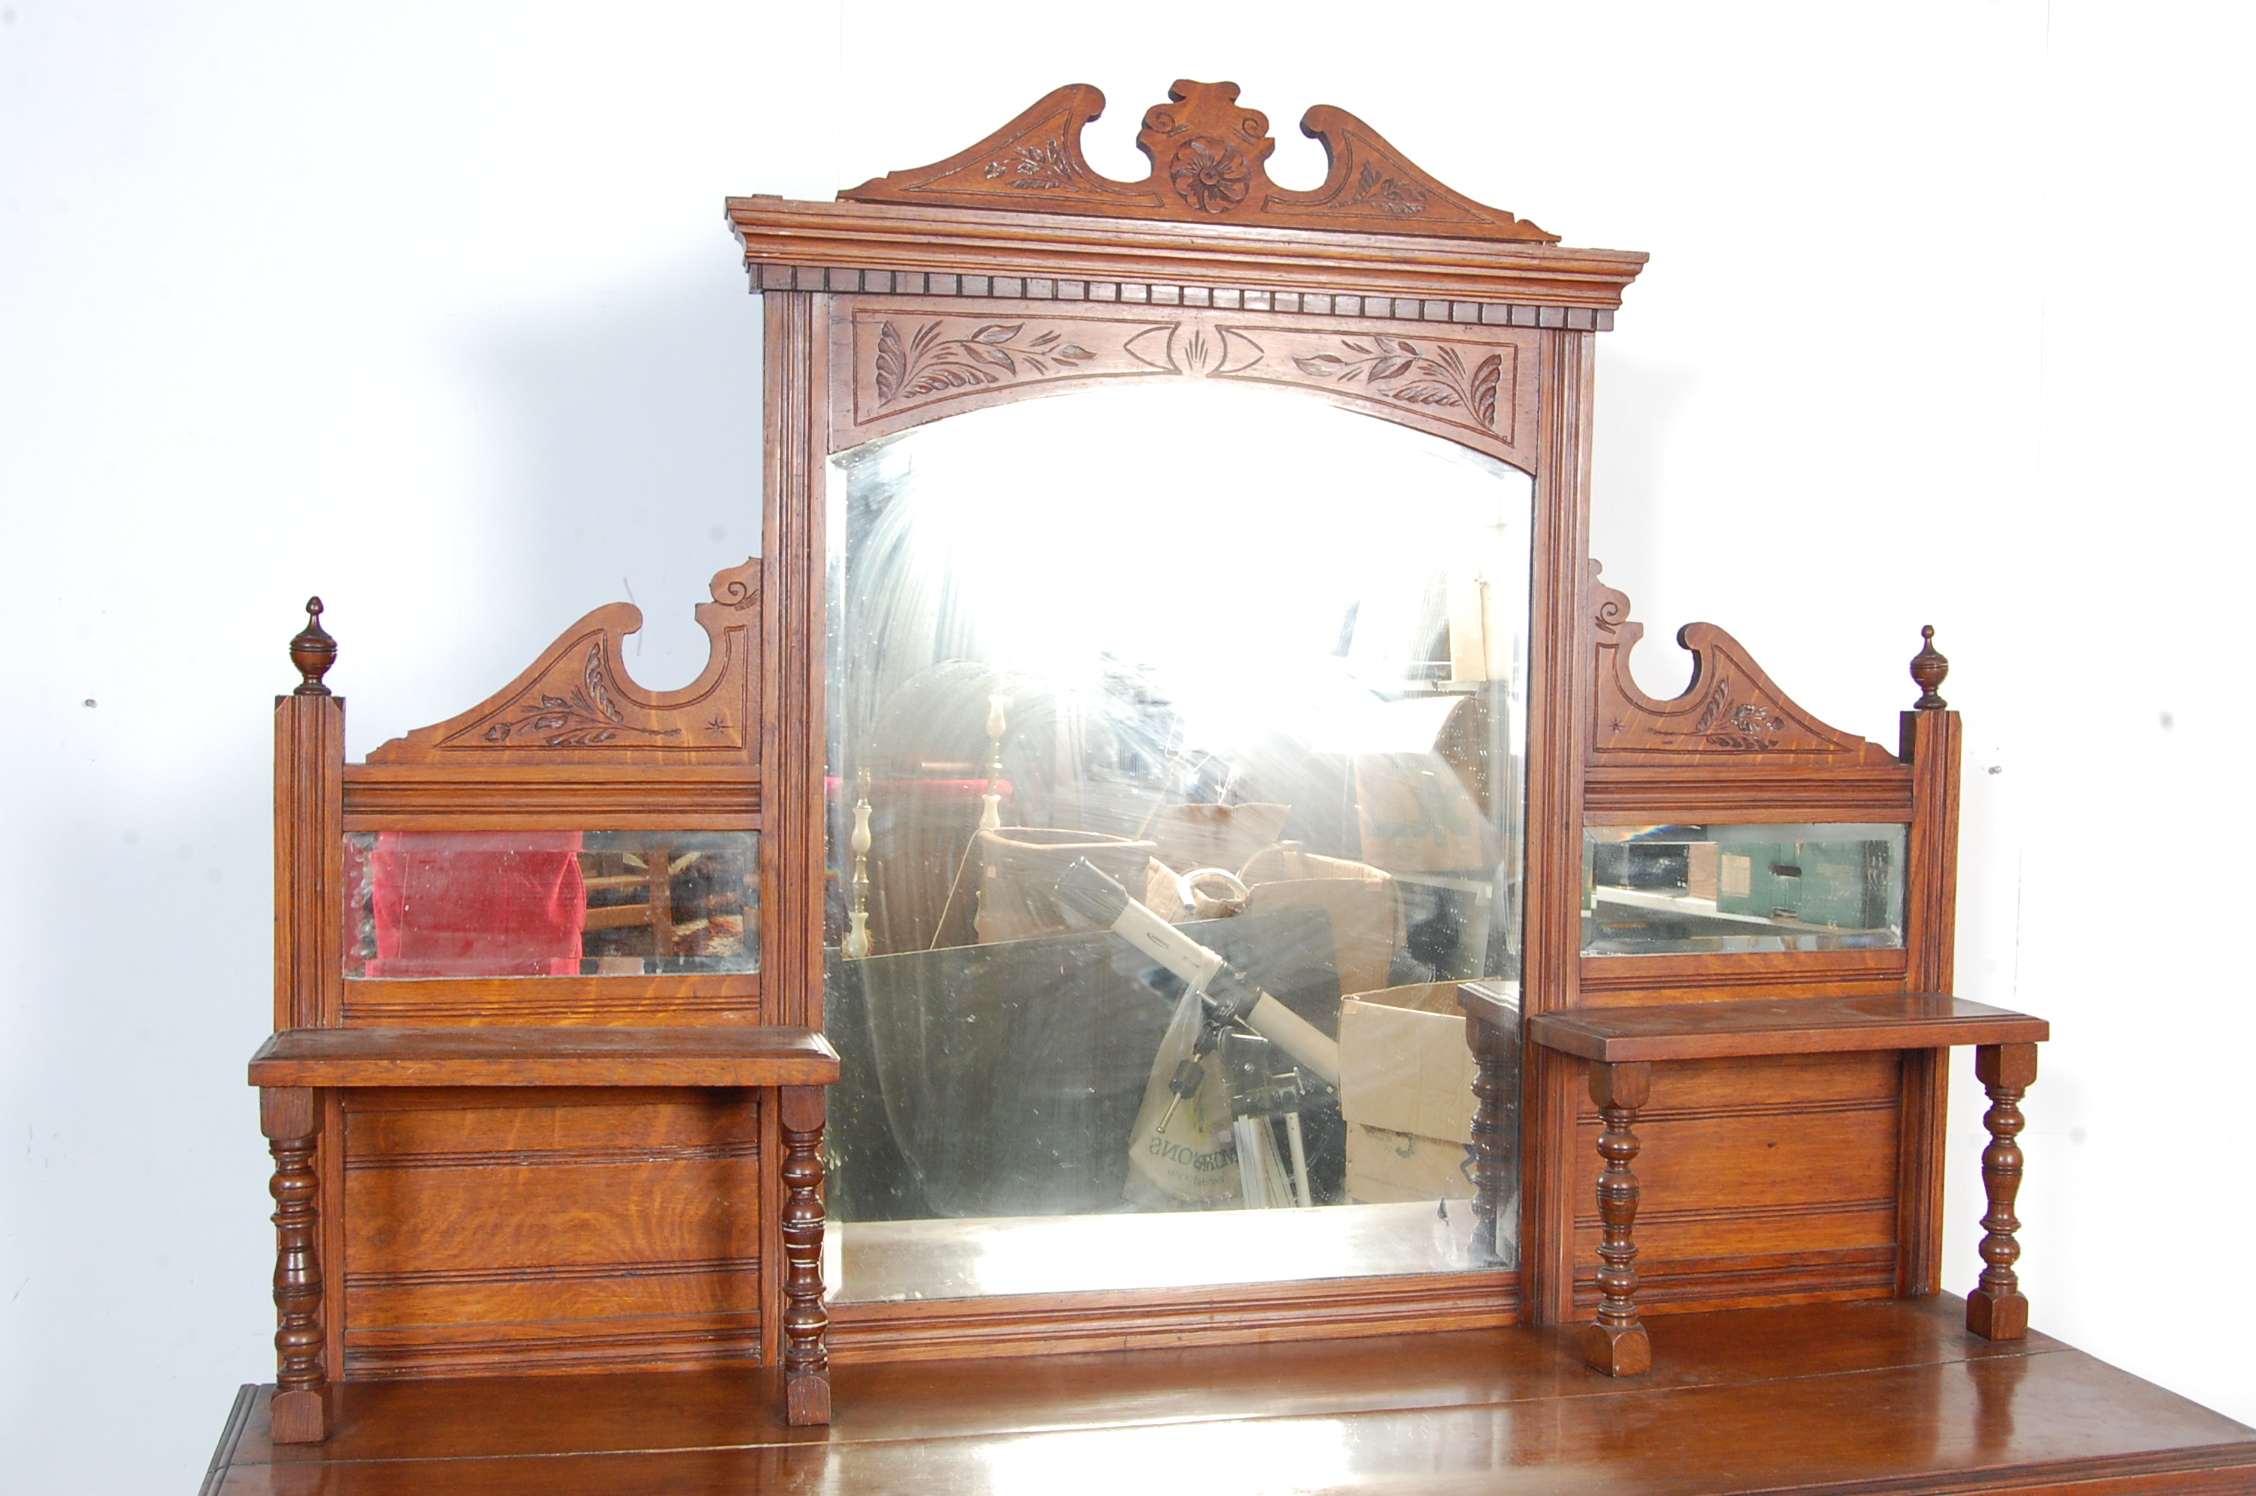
821 381 1531 1301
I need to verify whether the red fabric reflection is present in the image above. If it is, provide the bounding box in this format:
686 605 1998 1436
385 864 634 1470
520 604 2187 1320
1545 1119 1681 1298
364 831 587 977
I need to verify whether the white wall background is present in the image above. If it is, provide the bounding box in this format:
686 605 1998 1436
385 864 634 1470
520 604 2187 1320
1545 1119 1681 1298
3 4 2250 1490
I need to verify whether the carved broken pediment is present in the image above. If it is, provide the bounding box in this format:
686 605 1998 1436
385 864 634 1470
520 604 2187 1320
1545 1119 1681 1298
1589 562 1894 765
366 558 763 765
840 80 1559 244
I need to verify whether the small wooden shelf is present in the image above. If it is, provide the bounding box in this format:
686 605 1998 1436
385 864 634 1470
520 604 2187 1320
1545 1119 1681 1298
247 1024 839 1090
246 1024 840 1440
1470 986 2050 1377
1513 992 2049 1063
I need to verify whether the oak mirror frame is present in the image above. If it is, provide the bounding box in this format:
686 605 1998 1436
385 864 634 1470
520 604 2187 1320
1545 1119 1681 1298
733 78 1649 1352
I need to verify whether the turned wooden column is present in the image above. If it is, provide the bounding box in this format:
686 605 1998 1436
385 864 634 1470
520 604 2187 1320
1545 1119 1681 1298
1586 1060 1652 1376
1966 1041 2037 1340
779 1084 831 1426
259 1086 330 1442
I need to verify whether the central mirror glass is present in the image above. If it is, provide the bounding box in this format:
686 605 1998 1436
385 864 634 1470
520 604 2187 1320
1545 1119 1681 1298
823 382 1532 1301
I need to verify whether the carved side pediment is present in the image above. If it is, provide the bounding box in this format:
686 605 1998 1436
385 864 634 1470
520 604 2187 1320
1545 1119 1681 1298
1589 562 1894 765
366 559 762 765
840 80 1559 244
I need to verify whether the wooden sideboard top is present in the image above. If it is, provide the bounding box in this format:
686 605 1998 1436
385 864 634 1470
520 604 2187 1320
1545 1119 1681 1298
248 1024 839 1090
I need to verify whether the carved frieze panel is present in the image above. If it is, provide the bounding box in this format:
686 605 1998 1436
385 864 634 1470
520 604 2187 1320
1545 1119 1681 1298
1211 327 1517 447
838 299 1537 466
849 310 1179 427
839 80 1558 244
366 559 763 766
1589 562 1895 766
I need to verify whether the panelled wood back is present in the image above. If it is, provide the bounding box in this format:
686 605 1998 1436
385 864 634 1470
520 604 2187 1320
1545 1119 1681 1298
1569 1051 1903 1315
339 1087 763 1379
1532 564 1963 1322
271 561 782 1384
341 558 765 1031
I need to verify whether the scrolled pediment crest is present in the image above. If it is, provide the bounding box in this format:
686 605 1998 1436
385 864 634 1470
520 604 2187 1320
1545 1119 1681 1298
366 558 764 765
1588 562 1893 765
840 80 1558 244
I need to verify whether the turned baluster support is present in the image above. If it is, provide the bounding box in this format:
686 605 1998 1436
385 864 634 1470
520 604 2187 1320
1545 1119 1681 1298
1966 1042 2037 1340
259 1086 330 1442
1464 1015 1512 1266
1586 1060 1652 1376
779 1085 831 1426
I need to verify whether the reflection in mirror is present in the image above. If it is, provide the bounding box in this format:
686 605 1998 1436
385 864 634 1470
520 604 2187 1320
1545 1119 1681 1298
823 383 1532 1301
1582 824 1906 954
343 830 760 977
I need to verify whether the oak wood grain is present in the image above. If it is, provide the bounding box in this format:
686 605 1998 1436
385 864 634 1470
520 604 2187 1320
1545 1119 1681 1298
248 1026 838 1090
273 692 344 1032
340 975 761 1029
1519 326 1596 1327
1583 762 1915 822
1522 993 2048 1063
828 297 1544 471
1898 705 1964 1293
1579 948 1910 1008
206 1298 2256 1496
727 197 1648 311
827 1270 1520 1363
341 763 759 830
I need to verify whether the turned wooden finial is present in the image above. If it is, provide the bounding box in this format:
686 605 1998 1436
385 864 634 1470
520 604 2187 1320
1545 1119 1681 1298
290 597 337 696
1910 625 1948 710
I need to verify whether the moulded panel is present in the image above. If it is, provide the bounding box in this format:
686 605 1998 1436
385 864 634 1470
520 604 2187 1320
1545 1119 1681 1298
1569 1053 1903 1313
340 975 761 1028
1575 1246 1900 1317
1580 1051 1902 1110
340 1090 764 1379
344 1310 763 1380
347 1261 762 1332
1573 1102 1901 1210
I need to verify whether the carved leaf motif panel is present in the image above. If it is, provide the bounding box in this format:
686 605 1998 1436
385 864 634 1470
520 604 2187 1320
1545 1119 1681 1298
438 628 735 752
1593 649 1828 757
841 301 1536 467
1211 326 1518 447
850 311 1180 427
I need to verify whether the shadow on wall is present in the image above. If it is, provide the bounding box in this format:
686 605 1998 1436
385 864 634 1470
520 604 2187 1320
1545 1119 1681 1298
459 248 766 700
1589 348 1700 700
